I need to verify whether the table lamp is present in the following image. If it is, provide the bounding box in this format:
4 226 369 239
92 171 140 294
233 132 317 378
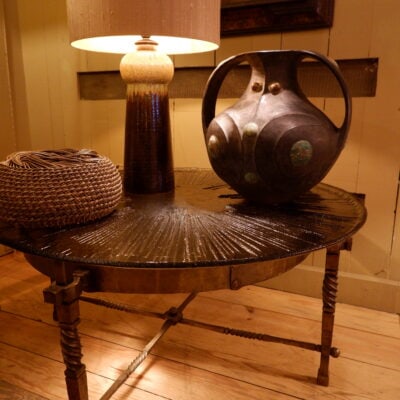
66 0 220 194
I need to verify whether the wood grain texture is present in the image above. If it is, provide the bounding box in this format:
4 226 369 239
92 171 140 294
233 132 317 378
0 379 48 400
0 252 399 399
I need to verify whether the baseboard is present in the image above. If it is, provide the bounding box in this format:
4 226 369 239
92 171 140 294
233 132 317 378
257 264 400 314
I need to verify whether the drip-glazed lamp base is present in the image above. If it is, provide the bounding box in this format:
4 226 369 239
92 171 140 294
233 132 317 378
120 38 175 194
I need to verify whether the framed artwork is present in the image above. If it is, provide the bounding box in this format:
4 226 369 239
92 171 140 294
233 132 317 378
221 0 335 36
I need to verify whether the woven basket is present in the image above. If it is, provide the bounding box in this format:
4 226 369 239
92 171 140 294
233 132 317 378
0 149 122 228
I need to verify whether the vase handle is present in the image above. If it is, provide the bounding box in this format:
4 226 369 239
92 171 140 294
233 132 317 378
296 50 352 138
202 52 250 133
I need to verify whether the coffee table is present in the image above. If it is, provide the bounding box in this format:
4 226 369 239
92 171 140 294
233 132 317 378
0 169 366 399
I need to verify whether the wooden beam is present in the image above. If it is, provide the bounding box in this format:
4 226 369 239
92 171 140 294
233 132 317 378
77 58 378 100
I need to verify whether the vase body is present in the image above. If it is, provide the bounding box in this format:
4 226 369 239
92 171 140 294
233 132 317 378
202 50 351 204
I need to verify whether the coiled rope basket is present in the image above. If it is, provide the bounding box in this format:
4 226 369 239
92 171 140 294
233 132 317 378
0 149 122 228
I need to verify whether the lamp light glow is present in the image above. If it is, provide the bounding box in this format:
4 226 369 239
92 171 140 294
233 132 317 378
71 35 219 55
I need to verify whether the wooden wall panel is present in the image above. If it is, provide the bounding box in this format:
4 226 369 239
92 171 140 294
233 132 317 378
78 100 125 166
2 0 31 151
216 33 281 63
174 51 215 68
328 0 374 59
354 0 400 282
16 0 54 149
7 0 81 151
391 187 400 282
0 0 16 159
262 0 400 311
323 98 365 193
281 28 329 53
172 99 210 168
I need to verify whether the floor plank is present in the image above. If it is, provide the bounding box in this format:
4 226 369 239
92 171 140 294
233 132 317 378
0 313 294 400
0 379 48 400
202 286 400 338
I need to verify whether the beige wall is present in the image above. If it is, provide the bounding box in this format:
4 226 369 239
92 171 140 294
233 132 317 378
0 0 399 312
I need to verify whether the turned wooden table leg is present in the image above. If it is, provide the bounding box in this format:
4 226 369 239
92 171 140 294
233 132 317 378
317 240 351 386
43 271 89 400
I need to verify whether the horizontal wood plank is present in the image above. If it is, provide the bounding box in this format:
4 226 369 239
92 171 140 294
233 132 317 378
77 58 378 100
0 379 48 400
201 286 400 338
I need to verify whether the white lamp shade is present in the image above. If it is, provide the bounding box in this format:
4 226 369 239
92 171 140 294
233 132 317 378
66 0 221 54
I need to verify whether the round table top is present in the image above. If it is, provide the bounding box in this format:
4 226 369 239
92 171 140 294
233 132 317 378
0 169 366 269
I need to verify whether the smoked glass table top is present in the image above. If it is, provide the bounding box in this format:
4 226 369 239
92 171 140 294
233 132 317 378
0 169 366 269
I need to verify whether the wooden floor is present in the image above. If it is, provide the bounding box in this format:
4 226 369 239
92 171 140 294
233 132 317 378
0 252 399 400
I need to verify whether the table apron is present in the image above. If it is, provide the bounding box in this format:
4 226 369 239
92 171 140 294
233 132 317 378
24 253 308 293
